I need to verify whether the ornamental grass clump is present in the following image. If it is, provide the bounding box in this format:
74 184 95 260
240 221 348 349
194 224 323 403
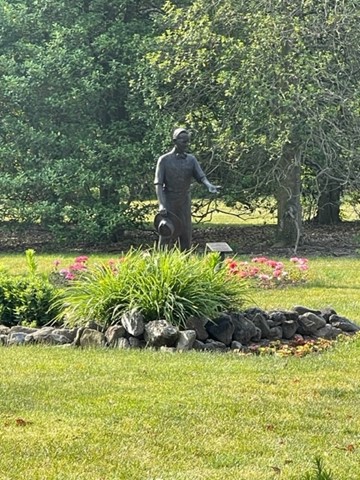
54 248 247 329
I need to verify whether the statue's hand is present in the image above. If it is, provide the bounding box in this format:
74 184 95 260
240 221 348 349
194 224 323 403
208 185 221 194
158 206 167 215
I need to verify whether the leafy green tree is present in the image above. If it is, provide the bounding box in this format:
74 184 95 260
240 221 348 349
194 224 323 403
0 0 161 242
136 0 360 246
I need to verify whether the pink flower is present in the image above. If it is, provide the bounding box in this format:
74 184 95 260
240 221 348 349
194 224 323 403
298 264 309 271
298 258 308 265
249 267 259 276
59 268 70 276
259 274 271 281
75 255 89 264
53 259 61 268
65 272 76 280
290 257 299 263
273 269 282 278
69 263 86 271
252 257 268 264
266 260 278 268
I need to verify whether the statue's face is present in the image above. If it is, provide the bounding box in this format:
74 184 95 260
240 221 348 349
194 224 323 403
174 132 190 153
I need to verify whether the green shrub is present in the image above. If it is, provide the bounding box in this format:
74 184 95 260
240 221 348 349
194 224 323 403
54 247 248 329
0 250 59 327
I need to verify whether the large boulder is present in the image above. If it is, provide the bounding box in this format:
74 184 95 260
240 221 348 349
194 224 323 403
25 327 71 345
297 312 326 336
206 313 234 346
105 325 126 347
231 313 257 345
121 309 145 337
79 328 106 348
282 320 298 339
176 330 196 351
328 314 360 333
293 305 322 316
249 312 272 339
185 316 209 341
144 320 179 348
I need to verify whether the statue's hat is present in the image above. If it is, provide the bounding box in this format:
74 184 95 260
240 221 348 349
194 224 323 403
154 211 182 238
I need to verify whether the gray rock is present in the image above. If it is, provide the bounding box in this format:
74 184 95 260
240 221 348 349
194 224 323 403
231 313 257 345
0 325 10 335
128 336 145 349
293 305 322 316
8 332 27 345
230 340 243 350
244 307 269 318
9 326 38 334
185 316 209 341
144 320 179 348
73 327 85 347
79 328 106 348
0 334 8 345
176 330 196 351
192 340 205 350
52 328 77 343
251 327 262 342
114 337 130 349
203 339 227 351
105 325 126 346
85 320 103 331
268 311 286 326
206 313 234 345
329 314 360 333
250 313 272 339
282 320 298 339
25 328 71 345
320 307 337 322
281 310 300 322
269 326 283 340
121 309 145 337
297 312 326 336
315 325 343 339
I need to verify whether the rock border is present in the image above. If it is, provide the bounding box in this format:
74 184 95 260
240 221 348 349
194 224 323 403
1 305 359 354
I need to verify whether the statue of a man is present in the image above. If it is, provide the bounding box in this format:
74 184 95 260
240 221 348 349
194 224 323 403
154 128 220 250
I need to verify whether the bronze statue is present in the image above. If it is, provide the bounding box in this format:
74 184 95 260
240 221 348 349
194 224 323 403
154 128 220 250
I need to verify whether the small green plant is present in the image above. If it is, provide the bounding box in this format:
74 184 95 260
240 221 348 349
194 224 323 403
54 247 248 328
25 248 38 276
0 250 59 327
303 457 334 480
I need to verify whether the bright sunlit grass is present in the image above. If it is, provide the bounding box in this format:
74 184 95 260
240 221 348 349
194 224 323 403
1 340 360 479
0 214 359 479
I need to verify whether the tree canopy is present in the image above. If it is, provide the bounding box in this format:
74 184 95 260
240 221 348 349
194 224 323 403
1 0 360 246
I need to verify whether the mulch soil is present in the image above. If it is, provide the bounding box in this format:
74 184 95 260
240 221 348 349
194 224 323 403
0 221 358 258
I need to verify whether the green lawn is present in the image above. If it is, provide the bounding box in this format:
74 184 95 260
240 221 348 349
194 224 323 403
0 250 359 479
0 341 359 479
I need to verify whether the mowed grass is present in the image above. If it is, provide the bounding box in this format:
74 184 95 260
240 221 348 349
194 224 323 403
1 342 360 479
0 245 360 478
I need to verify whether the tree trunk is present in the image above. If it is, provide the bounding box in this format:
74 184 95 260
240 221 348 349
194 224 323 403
315 180 341 224
276 151 302 248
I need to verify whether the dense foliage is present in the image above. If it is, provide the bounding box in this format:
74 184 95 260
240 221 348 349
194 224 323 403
0 250 58 327
0 0 162 242
138 0 360 245
0 0 360 246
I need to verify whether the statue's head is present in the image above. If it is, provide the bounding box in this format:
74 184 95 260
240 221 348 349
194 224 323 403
172 128 190 153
